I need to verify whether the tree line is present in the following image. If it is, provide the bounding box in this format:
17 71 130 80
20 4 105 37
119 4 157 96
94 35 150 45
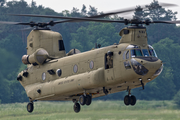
0 0 180 105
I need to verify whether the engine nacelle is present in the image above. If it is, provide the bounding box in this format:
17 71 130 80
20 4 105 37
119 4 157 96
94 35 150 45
22 48 49 65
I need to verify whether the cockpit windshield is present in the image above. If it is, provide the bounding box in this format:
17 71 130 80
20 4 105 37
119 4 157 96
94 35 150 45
126 45 158 58
142 49 150 57
131 49 143 57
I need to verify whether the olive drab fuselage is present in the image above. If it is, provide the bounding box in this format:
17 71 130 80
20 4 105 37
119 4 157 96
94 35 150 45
18 26 163 102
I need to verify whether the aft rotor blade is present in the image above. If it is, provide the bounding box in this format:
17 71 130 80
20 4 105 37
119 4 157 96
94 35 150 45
9 2 177 21
52 19 126 24
88 2 177 18
0 21 33 26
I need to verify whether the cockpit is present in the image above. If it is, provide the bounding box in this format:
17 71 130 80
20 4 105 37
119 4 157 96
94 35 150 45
126 45 158 58
123 44 162 77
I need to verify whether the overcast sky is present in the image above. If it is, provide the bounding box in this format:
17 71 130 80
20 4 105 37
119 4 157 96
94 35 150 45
6 0 180 19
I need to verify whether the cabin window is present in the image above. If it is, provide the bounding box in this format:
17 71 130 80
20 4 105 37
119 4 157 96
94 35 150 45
42 72 46 81
89 61 94 69
73 65 78 73
56 69 62 77
59 40 65 51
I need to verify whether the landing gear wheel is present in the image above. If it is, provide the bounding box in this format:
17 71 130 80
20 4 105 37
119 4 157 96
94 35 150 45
130 95 136 106
79 95 86 105
74 103 81 113
124 95 130 105
27 102 34 113
85 95 92 106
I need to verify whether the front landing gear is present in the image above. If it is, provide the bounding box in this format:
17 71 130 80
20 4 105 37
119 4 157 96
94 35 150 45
124 88 136 106
124 95 136 106
27 102 34 113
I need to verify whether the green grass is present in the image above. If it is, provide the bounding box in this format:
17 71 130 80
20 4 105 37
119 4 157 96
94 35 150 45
0 100 180 120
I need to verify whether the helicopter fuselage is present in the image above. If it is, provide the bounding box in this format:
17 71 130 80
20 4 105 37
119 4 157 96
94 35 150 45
18 42 162 102
16 26 163 113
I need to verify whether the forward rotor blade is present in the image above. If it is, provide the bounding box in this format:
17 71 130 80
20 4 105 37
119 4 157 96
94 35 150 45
18 27 33 31
150 20 180 24
0 21 21 25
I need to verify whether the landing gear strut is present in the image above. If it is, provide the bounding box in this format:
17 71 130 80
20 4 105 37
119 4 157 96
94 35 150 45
124 88 136 106
103 87 109 95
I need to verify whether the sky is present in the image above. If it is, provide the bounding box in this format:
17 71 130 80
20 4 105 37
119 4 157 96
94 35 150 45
6 0 180 19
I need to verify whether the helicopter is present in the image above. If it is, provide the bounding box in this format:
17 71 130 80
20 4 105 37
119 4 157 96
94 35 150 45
1 3 180 113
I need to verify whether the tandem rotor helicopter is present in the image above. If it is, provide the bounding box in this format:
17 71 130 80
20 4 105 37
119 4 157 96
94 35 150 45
1 2 180 113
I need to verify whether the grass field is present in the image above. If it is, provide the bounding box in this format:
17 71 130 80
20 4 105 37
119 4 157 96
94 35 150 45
0 100 180 120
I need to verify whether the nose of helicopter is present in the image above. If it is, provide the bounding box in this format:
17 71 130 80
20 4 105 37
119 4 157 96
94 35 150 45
131 58 163 76
142 59 163 72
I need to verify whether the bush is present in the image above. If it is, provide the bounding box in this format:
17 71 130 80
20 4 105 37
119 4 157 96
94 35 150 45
173 90 180 108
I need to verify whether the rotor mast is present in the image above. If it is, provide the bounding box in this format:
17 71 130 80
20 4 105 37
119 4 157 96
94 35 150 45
27 30 66 58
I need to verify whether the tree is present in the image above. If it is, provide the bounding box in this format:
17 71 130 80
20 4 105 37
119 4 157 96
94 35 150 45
146 0 177 20
88 5 98 16
173 90 180 108
133 6 144 20
70 22 120 52
0 0 5 6
71 7 81 17
81 4 87 16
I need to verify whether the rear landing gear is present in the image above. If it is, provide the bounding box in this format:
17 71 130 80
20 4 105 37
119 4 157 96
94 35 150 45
27 102 34 113
79 94 92 106
74 102 81 113
79 95 86 105
85 95 92 106
73 94 92 113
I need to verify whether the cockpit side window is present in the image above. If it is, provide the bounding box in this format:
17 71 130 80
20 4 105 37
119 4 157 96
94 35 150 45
126 51 129 59
142 49 150 57
149 49 158 57
123 51 126 60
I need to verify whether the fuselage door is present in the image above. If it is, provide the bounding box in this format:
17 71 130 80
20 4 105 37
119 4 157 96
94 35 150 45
104 52 114 84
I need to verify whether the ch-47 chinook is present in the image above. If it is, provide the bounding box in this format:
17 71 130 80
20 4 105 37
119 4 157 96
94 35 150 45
1 3 180 113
